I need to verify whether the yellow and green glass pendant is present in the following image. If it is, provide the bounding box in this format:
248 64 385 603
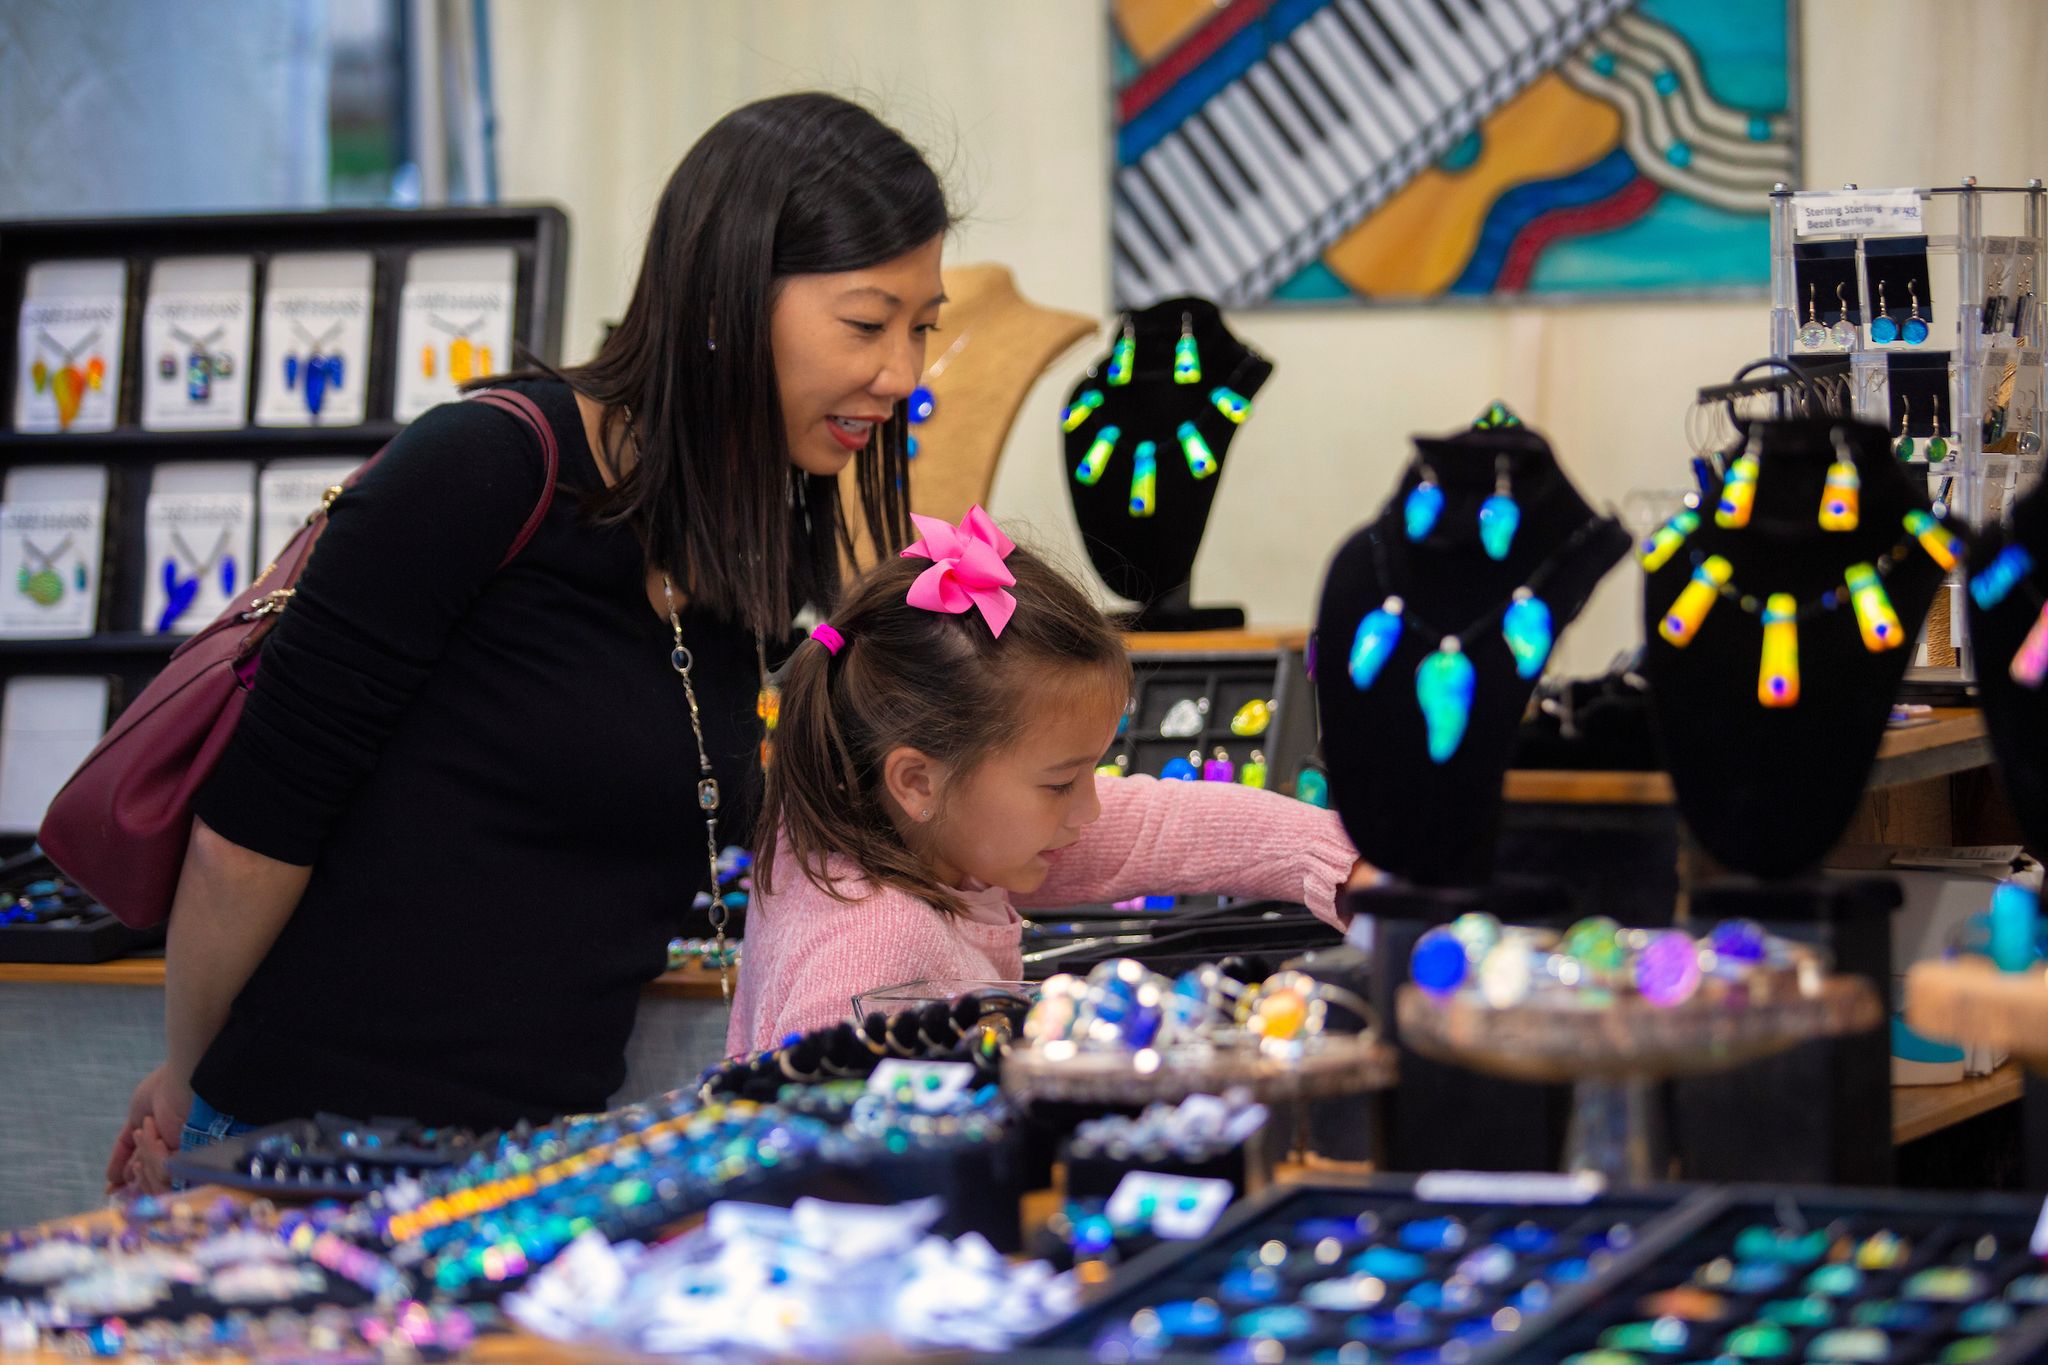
1660 555 1732 646
1905 510 1960 570
1075 426 1118 486
1173 314 1201 384
1758 593 1799 707
1847 562 1904 651
1061 388 1104 432
1819 452 1860 531
1178 422 1217 479
1107 320 1135 386
1640 509 1699 572
1128 440 1157 518
1210 387 1251 423
1240 749 1268 789
1716 450 1759 528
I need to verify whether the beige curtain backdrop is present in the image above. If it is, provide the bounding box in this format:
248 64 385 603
490 0 2048 672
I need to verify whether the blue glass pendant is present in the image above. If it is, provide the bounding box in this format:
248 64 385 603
1107 326 1135 386
283 353 300 390
1209 387 1251 424
328 354 344 388
304 357 329 417
908 385 935 423
1075 425 1119 486
1404 472 1443 540
1971 544 2033 609
1348 596 1404 690
1161 753 1199 781
1177 421 1217 479
1502 589 1552 679
1903 315 1929 345
1129 441 1157 517
1173 326 1200 384
1060 389 1104 433
186 349 211 403
1478 490 1520 561
1416 638 1475 763
220 557 238 596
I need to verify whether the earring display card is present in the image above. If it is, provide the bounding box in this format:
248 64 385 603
142 461 256 636
12 259 126 434
140 255 256 431
1886 352 1956 452
0 675 109 834
393 247 516 420
254 252 374 427
0 464 107 640
1864 236 1936 349
1793 242 1862 351
256 456 359 570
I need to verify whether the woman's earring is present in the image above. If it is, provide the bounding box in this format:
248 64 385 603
1107 317 1136 386
1800 281 1826 348
918 808 931 822
1895 396 1915 461
1903 282 1930 345
1479 454 1520 561
1716 433 1760 528
1870 281 1897 344
1928 393 1950 461
1174 312 1201 384
1832 283 1857 348
1820 427 1860 531
1404 462 1443 541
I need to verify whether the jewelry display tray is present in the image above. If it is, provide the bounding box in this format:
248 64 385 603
1020 1176 2048 1365
0 909 159 962
165 1115 483 1199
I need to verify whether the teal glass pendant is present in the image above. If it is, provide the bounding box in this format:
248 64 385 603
1349 596 1404 691
1502 589 1553 679
1405 467 1444 540
1107 321 1135 386
1060 388 1104 433
1295 766 1330 807
1416 638 1475 763
1173 315 1201 384
1178 421 1218 478
1129 441 1157 517
1210 387 1251 424
1479 457 1520 561
1473 401 1522 429
1075 425 1119 486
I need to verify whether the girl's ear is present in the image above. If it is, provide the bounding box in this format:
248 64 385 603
880 744 945 825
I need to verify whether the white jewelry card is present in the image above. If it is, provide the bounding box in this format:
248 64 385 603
255 252 375 428
13 260 126 434
257 457 361 572
141 256 256 431
393 247 516 421
141 461 256 635
0 464 108 639
0 675 110 834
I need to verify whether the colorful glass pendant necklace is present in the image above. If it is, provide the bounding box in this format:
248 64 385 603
163 323 230 402
1349 518 1604 763
16 534 77 607
156 527 236 633
664 574 733 1001
904 329 970 461
1070 419 1224 519
1969 543 2048 688
424 314 492 383
282 319 347 419
1063 318 1254 513
29 327 106 431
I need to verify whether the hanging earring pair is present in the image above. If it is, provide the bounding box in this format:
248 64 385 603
1404 456 1519 560
1798 282 1858 348
1894 395 1950 463
1873 282 1930 345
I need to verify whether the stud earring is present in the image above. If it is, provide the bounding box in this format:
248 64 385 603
1894 396 1915 461
1479 454 1519 560
1800 282 1826 348
1832 283 1857 348
1928 393 1950 460
1174 313 1201 384
1903 282 1930 345
1404 463 1443 541
1715 434 1760 528
1107 317 1135 386
1870 281 1897 344
1820 427 1860 531
1129 440 1157 517
918 808 931 821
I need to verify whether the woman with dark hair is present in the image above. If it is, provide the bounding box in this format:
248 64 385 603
106 92 951 1187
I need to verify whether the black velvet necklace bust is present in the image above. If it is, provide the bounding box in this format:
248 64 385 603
1061 296 1272 631
1642 417 1950 878
1317 423 1628 887
1967 471 2048 855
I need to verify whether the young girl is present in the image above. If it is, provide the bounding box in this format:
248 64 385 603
730 507 1376 1056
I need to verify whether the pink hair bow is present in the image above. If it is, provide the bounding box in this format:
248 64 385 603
900 505 1017 637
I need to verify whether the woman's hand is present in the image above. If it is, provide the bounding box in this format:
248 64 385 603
106 1063 190 1192
1344 857 1383 891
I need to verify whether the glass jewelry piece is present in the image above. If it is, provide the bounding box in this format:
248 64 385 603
1904 509 1960 570
1240 750 1267 788
1659 555 1732 646
1640 509 1699 572
1404 469 1443 540
1970 544 2032 609
1161 753 1199 781
1107 321 1135 386
1760 1295 1834 1327
1564 915 1626 975
1416 637 1475 763
1474 400 1521 429
1232 1306 1313 1340
1230 698 1271 736
1800 282 1827 348
1929 394 1950 460
1598 1319 1690 1354
1411 927 1469 997
1478 939 1534 1007
1819 457 1860 531
1903 282 1930 344
1809 1328 1889 1362
2008 1273 2048 1304
1209 386 1251 423
1502 589 1553 679
1831 283 1857 348
1449 911 1502 959
1853 1230 1908 1269
1177 421 1218 479
1721 1321 1793 1358
1958 1302 2015 1333
1635 929 1703 1005
1870 280 1898 343
2011 602 2048 688
1060 388 1103 433
1806 1263 1863 1296
1075 425 1119 486
1758 592 1799 707
1348 596 1404 691
1715 452 1759 528
1095 756 1127 777
1203 748 1234 782
29 356 48 391
908 385 935 423
1303 1275 1388 1311
1128 440 1157 517
1894 396 1915 460
1845 562 1904 652
1638 1288 1725 1322
1736 1225 1827 1263
1479 458 1519 560
1354 1245 1427 1281
1904 1266 1985 1302
1708 918 1767 967
1295 766 1329 807
1159 696 1207 738
1173 316 1201 384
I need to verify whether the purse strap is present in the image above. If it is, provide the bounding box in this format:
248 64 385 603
466 388 562 567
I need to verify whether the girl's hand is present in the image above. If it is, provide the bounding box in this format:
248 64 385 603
1344 858 1383 891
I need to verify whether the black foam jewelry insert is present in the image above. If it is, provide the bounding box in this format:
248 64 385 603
1794 241 1863 328
1641 417 1948 879
1967 471 2048 854
1865 234 1935 334
1315 425 1628 888
1061 296 1271 625
1885 351 1955 438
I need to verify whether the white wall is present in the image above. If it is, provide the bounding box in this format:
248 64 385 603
490 0 2048 671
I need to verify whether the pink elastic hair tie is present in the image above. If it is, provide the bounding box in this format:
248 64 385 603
810 623 846 656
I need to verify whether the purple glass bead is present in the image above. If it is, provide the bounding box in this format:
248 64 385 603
1635 930 1703 1006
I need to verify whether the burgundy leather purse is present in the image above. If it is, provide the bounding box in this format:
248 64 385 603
39 390 560 927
